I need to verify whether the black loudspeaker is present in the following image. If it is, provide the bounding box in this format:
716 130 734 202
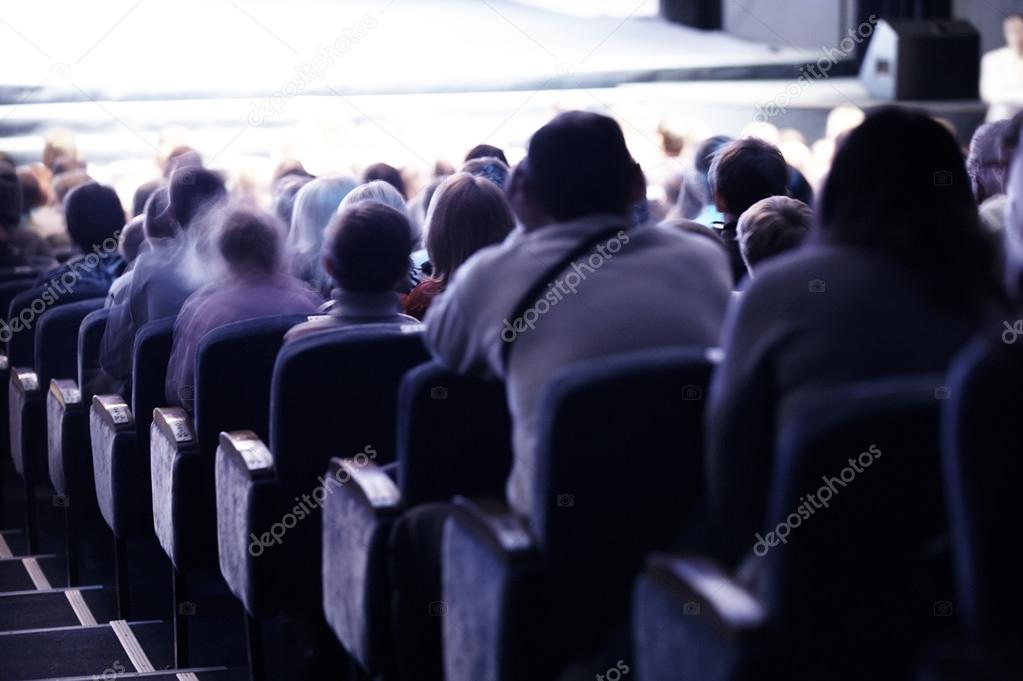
859 19 980 100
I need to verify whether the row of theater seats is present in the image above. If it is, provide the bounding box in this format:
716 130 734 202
0 265 1018 681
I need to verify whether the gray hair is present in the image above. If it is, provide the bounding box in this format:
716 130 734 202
967 120 1012 201
737 196 813 275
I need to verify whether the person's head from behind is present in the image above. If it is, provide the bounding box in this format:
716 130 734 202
274 174 315 226
1005 14 1023 54
737 196 812 275
510 111 644 229
143 186 175 240
338 180 408 216
967 119 1012 204
426 173 515 285
460 157 511 190
132 179 165 217
119 216 146 264
218 208 283 279
323 202 412 294
64 182 125 253
289 176 358 269
17 169 46 215
709 137 789 219
0 161 21 229
168 166 226 229
820 107 995 298
362 162 406 199
465 144 509 166
163 146 203 178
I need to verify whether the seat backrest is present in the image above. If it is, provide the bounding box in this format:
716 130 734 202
34 298 105 386
131 318 175 448
78 307 111 399
194 314 309 456
269 323 429 494
397 361 512 506
760 375 947 649
943 337 1023 647
0 279 35 352
7 285 102 366
532 347 714 575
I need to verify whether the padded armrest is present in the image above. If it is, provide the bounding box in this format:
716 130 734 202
643 554 766 634
449 496 537 559
89 394 140 535
215 430 279 615
47 380 85 496
0 353 8 371
322 457 403 669
150 407 203 568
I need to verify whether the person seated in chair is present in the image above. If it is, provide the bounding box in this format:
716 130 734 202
284 201 419 344
736 195 812 277
166 207 322 411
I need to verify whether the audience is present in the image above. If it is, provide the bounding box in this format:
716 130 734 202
708 136 790 282
106 215 145 307
706 107 1002 561
284 201 418 343
460 156 511 189
968 119 1013 233
403 172 515 320
677 134 730 222
286 176 359 296
1 160 51 261
166 208 322 410
736 195 812 276
101 167 226 381
362 162 407 199
465 143 509 166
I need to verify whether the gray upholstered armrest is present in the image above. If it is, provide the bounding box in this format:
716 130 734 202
89 394 138 535
47 379 85 495
215 430 278 615
644 554 766 634
11 367 41 395
331 457 402 512
449 496 537 559
0 353 8 371
150 407 200 566
49 379 83 408
92 394 134 430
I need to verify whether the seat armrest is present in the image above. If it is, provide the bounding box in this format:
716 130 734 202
450 496 537 560
11 367 41 394
329 457 402 513
152 406 196 445
643 554 766 634
151 407 204 568
92 394 134 430
216 430 279 615
0 353 8 371
50 379 83 408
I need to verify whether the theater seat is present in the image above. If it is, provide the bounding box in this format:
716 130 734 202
442 347 715 681
942 339 1023 672
215 323 428 623
47 307 111 584
633 375 953 681
322 361 512 676
8 296 104 552
89 318 174 616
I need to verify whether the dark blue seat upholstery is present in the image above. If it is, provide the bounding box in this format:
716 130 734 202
150 313 308 572
0 279 36 468
442 347 715 681
215 322 429 618
6 284 100 368
90 318 174 538
633 375 953 681
942 338 1023 672
322 361 512 675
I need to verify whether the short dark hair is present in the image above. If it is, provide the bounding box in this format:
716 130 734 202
324 202 412 293
709 137 789 216
169 166 226 228
64 182 125 252
363 163 406 199
737 196 812 272
17 170 45 213
132 179 165 217
143 186 174 240
219 208 282 276
0 161 20 228
426 173 514 283
465 144 509 166
524 111 639 222
120 216 146 263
